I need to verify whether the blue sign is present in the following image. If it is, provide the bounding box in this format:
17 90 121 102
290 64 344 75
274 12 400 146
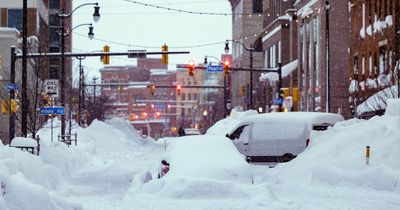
39 106 65 115
207 65 223 72
274 98 283 105
154 103 167 109
6 83 19 90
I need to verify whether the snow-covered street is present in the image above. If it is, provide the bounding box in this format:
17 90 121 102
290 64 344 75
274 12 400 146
1 102 400 210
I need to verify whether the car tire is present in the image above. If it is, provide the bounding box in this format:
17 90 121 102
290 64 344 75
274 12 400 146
281 153 295 162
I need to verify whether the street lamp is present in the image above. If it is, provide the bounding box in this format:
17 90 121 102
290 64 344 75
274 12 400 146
224 40 255 110
57 2 100 138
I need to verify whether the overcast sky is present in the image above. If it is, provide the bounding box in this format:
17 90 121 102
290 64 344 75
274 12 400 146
72 0 232 80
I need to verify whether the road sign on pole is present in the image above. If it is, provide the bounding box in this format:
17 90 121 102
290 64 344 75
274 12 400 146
6 83 19 90
44 79 59 97
39 106 65 115
207 65 223 72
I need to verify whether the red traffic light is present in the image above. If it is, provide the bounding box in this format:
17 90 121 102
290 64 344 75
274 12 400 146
223 60 230 76
188 60 195 76
176 85 182 96
224 60 230 67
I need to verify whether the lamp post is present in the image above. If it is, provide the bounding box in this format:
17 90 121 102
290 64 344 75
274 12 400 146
224 40 255 110
57 3 100 137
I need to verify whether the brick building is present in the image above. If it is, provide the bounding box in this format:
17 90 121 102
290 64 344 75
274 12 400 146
0 0 51 144
228 0 265 110
259 0 298 112
294 0 351 118
349 0 400 117
100 58 168 138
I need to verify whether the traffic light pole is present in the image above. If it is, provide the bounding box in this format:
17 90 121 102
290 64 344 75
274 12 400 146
9 47 16 145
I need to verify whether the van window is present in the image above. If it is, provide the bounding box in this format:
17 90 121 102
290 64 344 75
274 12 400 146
252 122 307 141
312 124 332 131
230 125 249 140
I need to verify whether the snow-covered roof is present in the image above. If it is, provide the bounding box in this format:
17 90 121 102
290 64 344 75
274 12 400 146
241 112 344 129
259 59 298 83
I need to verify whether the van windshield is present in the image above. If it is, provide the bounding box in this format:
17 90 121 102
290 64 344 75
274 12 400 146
252 122 307 141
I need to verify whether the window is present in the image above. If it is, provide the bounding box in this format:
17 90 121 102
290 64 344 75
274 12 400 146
8 9 23 32
49 0 60 9
353 56 359 76
49 66 59 79
379 47 386 74
253 0 263 13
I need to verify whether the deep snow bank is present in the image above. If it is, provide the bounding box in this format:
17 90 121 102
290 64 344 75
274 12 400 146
264 103 400 192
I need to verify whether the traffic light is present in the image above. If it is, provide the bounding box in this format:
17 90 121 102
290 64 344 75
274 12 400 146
223 59 230 76
188 60 195 76
103 45 110 65
147 84 155 95
176 85 182 96
161 44 168 65
155 112 161 118
1 99 19 114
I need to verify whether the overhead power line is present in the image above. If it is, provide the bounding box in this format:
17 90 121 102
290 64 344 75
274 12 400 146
73 32 226 49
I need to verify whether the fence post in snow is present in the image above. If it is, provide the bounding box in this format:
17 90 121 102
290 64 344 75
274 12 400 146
366 146 370 165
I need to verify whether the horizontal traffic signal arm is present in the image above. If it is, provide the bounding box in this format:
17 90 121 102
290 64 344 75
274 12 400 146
14 51 190 59
85 83 224 89
229 67 280 73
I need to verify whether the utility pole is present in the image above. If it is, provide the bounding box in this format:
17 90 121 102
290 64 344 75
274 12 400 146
77 56 85 126
249 43 254 110
92 77 98 104
21 0 28 137
9 47 16 144
325 0 331 112
60 8 67 139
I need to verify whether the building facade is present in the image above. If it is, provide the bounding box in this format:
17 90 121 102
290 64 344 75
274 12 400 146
100 58 168 138
295 0 351 118
349 0 400 117
228 0 265 110
259 0 298 112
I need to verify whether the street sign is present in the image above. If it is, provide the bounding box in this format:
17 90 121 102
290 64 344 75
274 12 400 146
44 79 59 97
207 65 223 72
39 106 65 115
274 98 283 105
6 83 19 90
154 103 167 109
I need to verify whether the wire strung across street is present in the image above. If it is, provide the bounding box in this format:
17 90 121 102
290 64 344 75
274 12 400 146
122 0 263 16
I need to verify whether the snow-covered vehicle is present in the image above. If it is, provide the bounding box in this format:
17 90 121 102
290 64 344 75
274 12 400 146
225 112 344 163
156 135 252 183
184 128 201 136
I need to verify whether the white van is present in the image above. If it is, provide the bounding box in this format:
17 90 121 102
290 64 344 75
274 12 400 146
225 112 344 163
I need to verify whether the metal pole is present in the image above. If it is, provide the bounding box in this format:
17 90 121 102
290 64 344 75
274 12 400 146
9 47 16 145
60 12 66 139
224 75 227 117
93 77 97 104
325 0 331 112
278 63 283 112
77 57 84 126
249 44 254 110
21 0 28 137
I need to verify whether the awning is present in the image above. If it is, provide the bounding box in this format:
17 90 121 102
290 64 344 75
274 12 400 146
259 59 298 83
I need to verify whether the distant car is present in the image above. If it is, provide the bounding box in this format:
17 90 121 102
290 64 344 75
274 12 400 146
184 128 201 136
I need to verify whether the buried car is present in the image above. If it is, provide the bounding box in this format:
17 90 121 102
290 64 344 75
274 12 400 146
156 135 253 183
